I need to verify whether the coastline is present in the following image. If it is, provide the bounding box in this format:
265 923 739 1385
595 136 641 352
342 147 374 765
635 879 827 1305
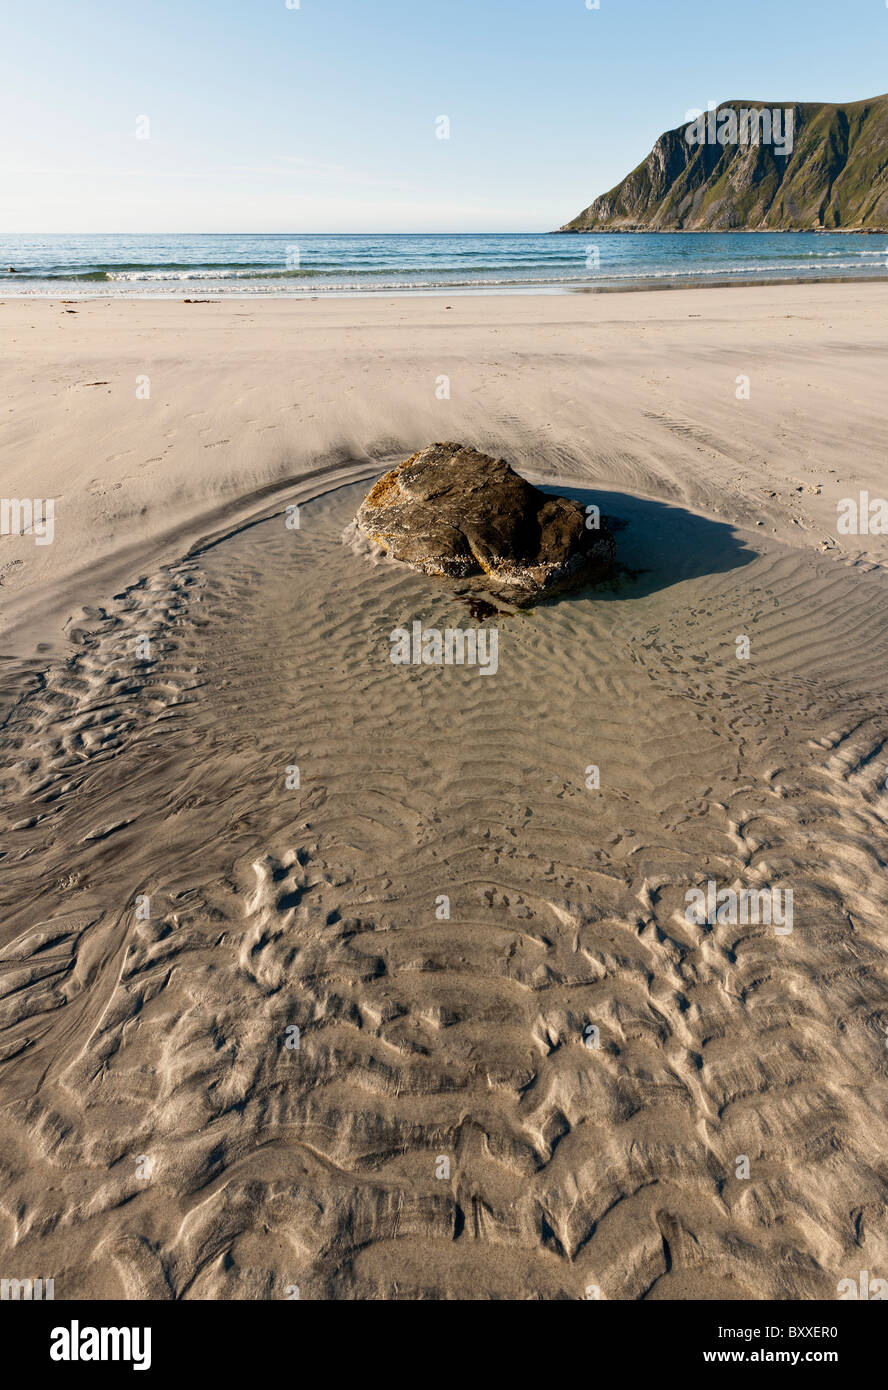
574 271 888 293
555 225 888 233
2 270 888 301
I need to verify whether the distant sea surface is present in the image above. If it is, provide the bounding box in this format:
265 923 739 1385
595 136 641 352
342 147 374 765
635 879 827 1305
1 232 886 297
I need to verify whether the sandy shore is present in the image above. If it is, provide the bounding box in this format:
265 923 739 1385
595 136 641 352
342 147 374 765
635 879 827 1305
1 283 887 651
1 284 887 1299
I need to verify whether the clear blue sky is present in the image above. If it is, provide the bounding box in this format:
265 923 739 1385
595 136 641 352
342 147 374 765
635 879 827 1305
2 0 885 233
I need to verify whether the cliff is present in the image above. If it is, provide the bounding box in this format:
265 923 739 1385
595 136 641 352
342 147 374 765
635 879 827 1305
560 95 888 232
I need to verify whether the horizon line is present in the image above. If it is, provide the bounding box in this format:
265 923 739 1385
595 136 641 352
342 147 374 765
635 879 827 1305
1 230 564 237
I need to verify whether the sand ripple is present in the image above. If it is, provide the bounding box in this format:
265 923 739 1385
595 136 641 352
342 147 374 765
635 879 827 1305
1 468 887 1299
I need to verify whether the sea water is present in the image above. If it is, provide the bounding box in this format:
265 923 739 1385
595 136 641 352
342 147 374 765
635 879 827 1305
1 231 885 297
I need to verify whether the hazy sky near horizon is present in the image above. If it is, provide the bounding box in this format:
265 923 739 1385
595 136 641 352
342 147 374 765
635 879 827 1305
2 0 886 234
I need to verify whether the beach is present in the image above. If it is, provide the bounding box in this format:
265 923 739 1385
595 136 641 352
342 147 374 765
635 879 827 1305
2 282 887 650
1 281 887 1299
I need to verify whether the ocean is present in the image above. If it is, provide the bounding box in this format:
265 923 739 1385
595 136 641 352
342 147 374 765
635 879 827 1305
1 231 886 297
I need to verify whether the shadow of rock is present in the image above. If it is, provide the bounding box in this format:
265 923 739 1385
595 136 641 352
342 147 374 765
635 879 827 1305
537 485 759 603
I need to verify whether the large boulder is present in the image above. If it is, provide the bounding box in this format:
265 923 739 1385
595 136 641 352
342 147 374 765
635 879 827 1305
355 442 615 606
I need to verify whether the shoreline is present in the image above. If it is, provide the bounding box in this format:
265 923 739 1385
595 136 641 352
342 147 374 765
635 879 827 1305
2 270 888 301
576 271 888 294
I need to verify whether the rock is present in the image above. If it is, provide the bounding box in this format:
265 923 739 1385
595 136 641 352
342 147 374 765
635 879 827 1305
355 442 615 606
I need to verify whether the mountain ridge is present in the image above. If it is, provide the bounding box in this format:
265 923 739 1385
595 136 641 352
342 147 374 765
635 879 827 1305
560 94 888 233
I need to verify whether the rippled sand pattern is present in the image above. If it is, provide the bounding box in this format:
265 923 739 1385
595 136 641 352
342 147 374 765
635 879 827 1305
1 473 887 1300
